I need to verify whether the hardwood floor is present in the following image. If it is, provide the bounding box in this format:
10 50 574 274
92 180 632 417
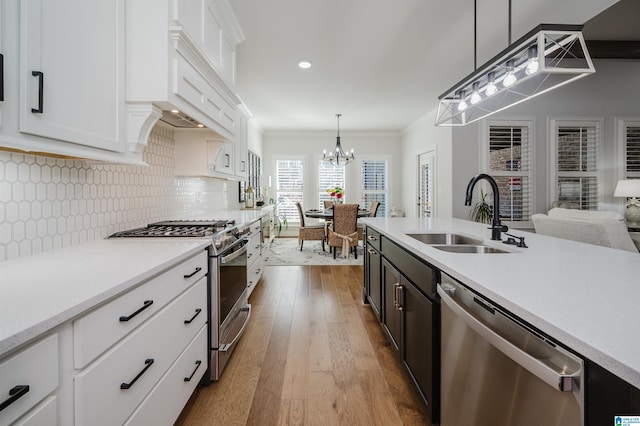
175 265 430 425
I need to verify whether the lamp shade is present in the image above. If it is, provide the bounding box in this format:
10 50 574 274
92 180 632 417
614 179 640 198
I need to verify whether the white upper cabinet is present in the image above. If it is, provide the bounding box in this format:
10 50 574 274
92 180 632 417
19 0 125 153
175 0 240 88
0 4 4 129
0 0 140 163
235 109 249 179
126 0 244 146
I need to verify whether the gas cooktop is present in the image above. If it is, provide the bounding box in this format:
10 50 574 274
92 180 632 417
109 220 235 238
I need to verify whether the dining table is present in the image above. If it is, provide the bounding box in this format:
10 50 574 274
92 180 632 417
304 208 370 219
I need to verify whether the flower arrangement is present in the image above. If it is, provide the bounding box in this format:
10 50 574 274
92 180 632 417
326 187 345 204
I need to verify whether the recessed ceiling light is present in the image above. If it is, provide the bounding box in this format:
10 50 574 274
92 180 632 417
298 59 312 69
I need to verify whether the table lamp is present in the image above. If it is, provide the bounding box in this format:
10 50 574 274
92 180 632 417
614 179 640 229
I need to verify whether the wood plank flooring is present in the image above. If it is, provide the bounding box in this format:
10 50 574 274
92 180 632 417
175 265 430 425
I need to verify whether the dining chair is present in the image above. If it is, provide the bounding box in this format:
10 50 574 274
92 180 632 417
295 202 326 251
323 200 334 209
357 201 380 242
328 204 359 258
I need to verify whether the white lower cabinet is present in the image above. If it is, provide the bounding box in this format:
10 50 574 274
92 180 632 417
0 249 209 426
246 219 263 297
124 325 207 425
12 397 57 426
72 251 207 369
74 276 207 426
0 334 58 426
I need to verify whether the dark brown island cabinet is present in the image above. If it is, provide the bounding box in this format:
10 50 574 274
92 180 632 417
363 227 440 424
363 225 640 426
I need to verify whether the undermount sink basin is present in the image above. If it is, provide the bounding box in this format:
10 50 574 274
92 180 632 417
406 233 482 246
433 245 510 254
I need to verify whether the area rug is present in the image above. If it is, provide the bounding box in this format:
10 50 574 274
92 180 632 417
264 237 363 266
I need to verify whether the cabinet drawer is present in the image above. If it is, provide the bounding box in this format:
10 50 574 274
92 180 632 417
247 232 262 266
248 220 262 238
365 227 382 251
74 277 207 426
124 325 208 426
73 250 207 368
381 238 436 299
0 335 58 426
247 256 263 297
12 396 57 426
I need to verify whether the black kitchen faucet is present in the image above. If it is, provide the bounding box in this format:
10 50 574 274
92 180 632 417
465 173 508 241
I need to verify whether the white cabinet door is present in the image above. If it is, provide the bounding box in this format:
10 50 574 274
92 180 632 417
212 139 235 176
235 113 248 178
19 0 125 152
0 3 5 129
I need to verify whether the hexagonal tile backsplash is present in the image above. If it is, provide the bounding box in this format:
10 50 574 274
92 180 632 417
0 125 234 262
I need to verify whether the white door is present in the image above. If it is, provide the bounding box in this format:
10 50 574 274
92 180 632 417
19 0 125 152
418 151 435 218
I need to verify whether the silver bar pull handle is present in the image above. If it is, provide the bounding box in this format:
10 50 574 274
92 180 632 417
218 305 251 352
438 285 581 392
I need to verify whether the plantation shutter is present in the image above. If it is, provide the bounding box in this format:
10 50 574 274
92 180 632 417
276 159 304 223
420 161 433 217
556 123 600 210
318 161 345 209
361 160 387 216
487 123 532 222
626 125 640 178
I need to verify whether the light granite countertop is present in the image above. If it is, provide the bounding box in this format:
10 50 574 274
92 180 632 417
362 217 640 389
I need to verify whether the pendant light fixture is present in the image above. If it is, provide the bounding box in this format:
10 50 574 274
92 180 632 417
435 0 595 127
323 114 355 167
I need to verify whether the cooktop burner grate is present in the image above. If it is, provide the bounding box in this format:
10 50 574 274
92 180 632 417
109 220 234 238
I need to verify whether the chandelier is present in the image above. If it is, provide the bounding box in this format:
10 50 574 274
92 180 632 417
323 114 354 167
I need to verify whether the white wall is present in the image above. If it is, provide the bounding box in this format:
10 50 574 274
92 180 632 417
450 59 640 222
400 109 453 218
262 130 402 213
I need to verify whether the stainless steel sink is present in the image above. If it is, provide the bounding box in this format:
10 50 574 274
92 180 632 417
433 245 510 254
405 233 483 245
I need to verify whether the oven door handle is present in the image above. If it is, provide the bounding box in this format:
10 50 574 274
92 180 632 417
219 239 248 264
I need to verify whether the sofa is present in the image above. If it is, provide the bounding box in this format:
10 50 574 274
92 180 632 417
531 208 639 253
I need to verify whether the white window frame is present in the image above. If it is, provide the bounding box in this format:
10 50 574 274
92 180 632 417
480 119 535 228
549 117 603 210
359 156 390 217
616 117 640 180
317 160 346 209
274 156 305 224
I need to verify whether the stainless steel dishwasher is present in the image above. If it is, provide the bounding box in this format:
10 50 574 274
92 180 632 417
438 273 584 426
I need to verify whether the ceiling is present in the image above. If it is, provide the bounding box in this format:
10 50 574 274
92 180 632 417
229 0 638 133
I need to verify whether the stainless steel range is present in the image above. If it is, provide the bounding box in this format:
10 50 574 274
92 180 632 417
110 219 252 382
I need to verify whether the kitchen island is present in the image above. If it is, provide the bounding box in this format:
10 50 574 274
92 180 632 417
362 216 640 388
363 216 640 423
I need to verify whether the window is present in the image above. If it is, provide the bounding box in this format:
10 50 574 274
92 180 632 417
276 159 304 224
361 159 388 216
551 120 601 210
318 161 345 209
623 121 640 179
485 122 533 223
